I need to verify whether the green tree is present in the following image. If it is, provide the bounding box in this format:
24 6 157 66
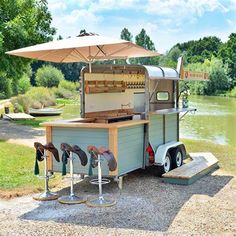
205 57 231 95
185 57 230 95
120 28 133 41
0 72 12 98
35 65 64 87
0 0 56 94
159 46 182 68
135 29 158 65
135 29 155 51
17 73 31 94
218 33 236 86
176 36 222 63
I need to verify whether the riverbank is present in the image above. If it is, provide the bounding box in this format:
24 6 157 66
183 139 236 176
223 86 236 98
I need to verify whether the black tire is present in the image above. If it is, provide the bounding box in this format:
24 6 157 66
171 147 183 169
156 152 172 177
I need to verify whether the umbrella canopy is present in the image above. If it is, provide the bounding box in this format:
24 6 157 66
6 35 159 65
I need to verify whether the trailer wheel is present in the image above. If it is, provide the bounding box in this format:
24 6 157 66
171 147 183 169
156 152 172 176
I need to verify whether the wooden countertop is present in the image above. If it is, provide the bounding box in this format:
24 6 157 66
41 119 149 129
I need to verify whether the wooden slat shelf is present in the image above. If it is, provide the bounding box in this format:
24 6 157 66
85 80 126 94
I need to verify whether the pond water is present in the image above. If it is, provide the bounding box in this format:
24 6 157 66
180 95 236 147
59 96 236 147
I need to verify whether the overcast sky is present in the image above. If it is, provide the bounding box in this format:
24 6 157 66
48 0 236 53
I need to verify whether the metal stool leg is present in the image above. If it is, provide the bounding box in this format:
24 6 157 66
86 154 116 207
58 152 85 204
33 150 60 201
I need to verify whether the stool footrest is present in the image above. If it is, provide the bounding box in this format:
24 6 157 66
37 174 55 180
90 178 110 185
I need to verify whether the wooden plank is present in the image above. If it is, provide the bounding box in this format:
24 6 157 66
46 126 53 171
165 113 178 143
181 70 209 81
162 153 219 184
109 127 118 176
52 127 109 175
41 119 149 129
118 125 144 175
85 108 134 118
149 114 163 150
3 113 35 120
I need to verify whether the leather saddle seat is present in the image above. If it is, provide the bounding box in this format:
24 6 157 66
34 142 60 162
60 143 88 166
87 145 117 171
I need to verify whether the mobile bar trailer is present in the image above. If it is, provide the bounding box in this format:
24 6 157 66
42 58 207 184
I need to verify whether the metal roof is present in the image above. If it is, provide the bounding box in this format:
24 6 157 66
143 65 179 80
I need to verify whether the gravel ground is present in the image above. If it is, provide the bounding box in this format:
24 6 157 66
0 120 236 235
0 169 235 235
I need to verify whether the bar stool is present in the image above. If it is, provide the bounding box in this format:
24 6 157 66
33 142 60 201
58 143 88 204
86 146 117 207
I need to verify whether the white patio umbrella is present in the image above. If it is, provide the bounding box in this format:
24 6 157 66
6 34 159 72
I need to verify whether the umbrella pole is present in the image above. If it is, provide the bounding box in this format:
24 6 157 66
89 62 92 73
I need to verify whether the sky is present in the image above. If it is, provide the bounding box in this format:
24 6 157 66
47 0 236 53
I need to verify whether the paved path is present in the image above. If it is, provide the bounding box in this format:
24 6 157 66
0 120 45 147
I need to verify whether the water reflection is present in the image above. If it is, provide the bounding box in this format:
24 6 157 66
180 95 236 146
56 98 236 147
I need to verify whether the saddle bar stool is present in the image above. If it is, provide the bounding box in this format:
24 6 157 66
86 146 117 207
58 143 88 204
33 142 60 201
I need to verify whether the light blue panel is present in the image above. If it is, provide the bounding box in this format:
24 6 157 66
118 125 144 175
51 127 109 176
149 114 163 150
165 114 178 142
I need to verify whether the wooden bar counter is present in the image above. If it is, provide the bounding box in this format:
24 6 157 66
42 119 149 177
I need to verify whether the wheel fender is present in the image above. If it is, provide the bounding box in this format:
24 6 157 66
154 141 184 166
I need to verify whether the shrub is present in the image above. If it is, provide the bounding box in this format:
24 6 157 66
58 79 79 92
226 86 236 98
17 74 31 94
0 72 12 99
11 95 29 113
12 87 56 112
52 87 74 99
35 65 64 87
26 87 56 108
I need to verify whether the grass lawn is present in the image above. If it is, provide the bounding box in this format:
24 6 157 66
0 140 60 198
14 118 49 128
182 139 236 175
0 138 235 199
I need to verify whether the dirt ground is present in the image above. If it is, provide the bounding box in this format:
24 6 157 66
0 120 236 235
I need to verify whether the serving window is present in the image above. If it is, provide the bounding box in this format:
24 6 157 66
156 91 169 101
